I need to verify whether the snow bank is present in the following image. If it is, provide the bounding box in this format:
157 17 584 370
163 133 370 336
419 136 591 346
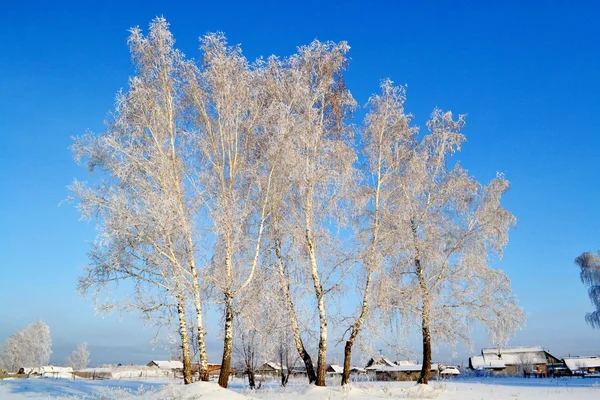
125 381 252 400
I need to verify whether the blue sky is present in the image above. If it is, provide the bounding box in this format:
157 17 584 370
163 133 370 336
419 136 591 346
1 0 599 366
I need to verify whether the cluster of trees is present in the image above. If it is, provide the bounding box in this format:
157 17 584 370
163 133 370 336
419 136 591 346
0 321 90 373
0 321 52 372
70 17 524 387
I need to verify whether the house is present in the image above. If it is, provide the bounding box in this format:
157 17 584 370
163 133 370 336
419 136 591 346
147 360 184 370
469 355 507 374
365 356 396 373
469 346 561 376
563 356 600 375
439 365 460 377
350 366 366 375
256 362 287 376
191 362 222 377
373 363 440 381
326 364 343 375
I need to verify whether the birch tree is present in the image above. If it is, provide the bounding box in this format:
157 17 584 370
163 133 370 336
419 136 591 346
383 108 524 384
341 80 414 385
186 33 280 388
275 40 357 386
66 343 90 371
70 18 208 384
574 250 600 328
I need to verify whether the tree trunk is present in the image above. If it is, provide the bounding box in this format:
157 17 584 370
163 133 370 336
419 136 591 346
341 340 353 385
176 295 193 385
218 294 234 388
418 321 432 384
315 313 327 386
247 369 256 389
274 230 318 384
306 226 327 386
196 306 210 382
412 220 431 385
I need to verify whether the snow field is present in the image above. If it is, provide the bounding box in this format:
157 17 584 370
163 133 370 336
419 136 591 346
1 376 600 399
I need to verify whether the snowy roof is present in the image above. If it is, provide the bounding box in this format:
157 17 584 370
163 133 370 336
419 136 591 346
149 360 183 369
481 346 548 366
327 364 343 373
395 360 416 366
375 363 439 372
469 355 506 370
258 362 287 371
440 366 461 375
563 357 600 371
365 356 396 369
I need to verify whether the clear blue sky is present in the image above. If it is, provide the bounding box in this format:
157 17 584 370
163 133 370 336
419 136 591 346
1 0 599 366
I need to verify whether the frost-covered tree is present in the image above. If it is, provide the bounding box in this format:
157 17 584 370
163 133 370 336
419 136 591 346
574 251 600 328
0 321 52 372
70 18 208 384
66 343 89 370
380 107 524 384
185 33 280 388
341 80 415 385
266 40 357 386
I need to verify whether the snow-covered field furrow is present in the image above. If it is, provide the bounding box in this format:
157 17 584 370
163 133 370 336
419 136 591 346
1 377 599 399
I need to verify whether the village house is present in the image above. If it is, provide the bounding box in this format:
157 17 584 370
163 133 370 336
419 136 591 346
326 364 343 375
364 356 445 381
469 346 561 376
256 362 287 376
563 356 600 375
146 360 183 371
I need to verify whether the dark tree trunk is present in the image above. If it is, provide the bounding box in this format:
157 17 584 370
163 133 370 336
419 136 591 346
418 322 432 384
341 340 353 385
247 369 256 389
218 294 234 388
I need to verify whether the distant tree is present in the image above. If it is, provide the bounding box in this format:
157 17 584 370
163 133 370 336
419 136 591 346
0 321 52 372
574 251 600 328
66 343 90 370
380 107 525 384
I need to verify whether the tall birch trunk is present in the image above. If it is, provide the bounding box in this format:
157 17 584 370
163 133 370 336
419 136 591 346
305 218 327 386
416 257 432 384
274 230 318 384
176 294 193 384
218 292 234 388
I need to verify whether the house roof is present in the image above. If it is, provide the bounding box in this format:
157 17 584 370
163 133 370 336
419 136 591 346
563 357 600 371
440 366 461 375
327 364 343 373
481 346 548 366
258 362 287 371
365 356 396 369
375 363 439 372
149 360 183 369
469 355 506 370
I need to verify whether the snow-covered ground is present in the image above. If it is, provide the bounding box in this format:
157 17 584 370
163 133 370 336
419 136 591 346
1 376 600 399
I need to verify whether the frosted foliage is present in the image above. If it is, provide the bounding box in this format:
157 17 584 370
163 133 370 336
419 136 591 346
66 343 90 370
575 251 600 328
375 102 525 351
69 18 208 384
0 321 52 372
